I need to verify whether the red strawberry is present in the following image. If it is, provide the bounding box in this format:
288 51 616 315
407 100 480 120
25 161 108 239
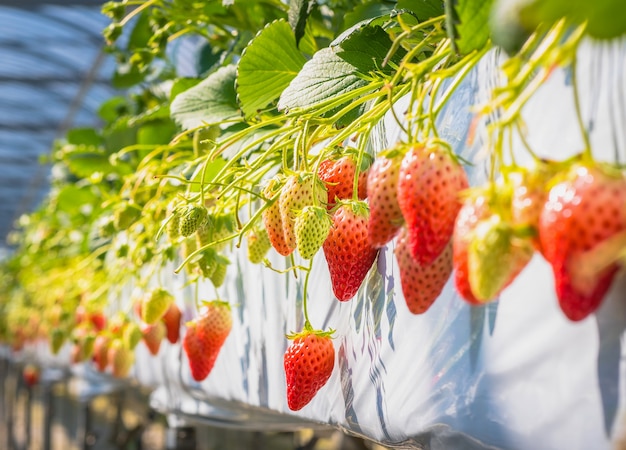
279 173 328 251
395 228 452 314
141 322 166 355
318 150 370 209
92 334 110 372
322 201 379 301
284 328 335 411
539 162 626 321
453 191 492 305
162 302 182 344
397 143 469 265
367 150 405 247
89 311 107 332
23 364 40 387
183 300 232 382
262 178 292 256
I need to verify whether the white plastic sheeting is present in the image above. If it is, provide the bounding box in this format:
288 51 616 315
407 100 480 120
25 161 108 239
13 40 626 449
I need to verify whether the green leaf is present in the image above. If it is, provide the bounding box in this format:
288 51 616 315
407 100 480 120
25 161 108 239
67 128 102 146
447 0 494 55
188 157 229 193
137 121 177 145
277 47 369 113
288 0 315 45
98 97 128 123
65 149 115 179
170 65 241 131
343 1 396 29
171 78 203 102
396 0 444 21
55 185 98 214
128 11 152 50
237 20 307 118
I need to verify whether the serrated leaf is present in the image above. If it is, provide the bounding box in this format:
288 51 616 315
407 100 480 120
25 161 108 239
277 47 369 113
396 0 444 21
171 78 202 101
288 0 315 46
170 65 240 131
237 20 307 118
447 0 494 55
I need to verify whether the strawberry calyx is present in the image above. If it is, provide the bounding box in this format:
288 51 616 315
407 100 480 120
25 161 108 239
329 198 369 217
285 321 335 341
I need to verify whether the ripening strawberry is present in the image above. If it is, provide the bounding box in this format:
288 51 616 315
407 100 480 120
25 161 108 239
397 143 469 265
92 334 110 372
179 204 208 237
246 227 272 264
510 161 558 252
262 178 293 256
89 311 107 332
318 151 370 209
539 162 626 321
183 300 232 382
467 214 534 302
453 190 492 305
367 150 405 247
395 228 452 314
141 288 174 325
22 364 40 387
284 328 335 411
322 201 379 301
141 321 166 356
295 206 332 259
162 302 182 344
123 322 143 350
108 339 134 378
279 173 328 251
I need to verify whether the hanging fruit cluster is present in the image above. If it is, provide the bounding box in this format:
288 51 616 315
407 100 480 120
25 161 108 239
1 0 626 413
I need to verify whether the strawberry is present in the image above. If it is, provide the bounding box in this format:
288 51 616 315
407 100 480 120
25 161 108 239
92 334 110 372
279 173 328 251
539 162 626 321
317 150 370 209
50 329 66 355
141 321 166 355
22 364 40 387
284 327 335 411
208 256 229 287
294 206 332 259
395 228 452 314
179 204 208 237
367 150 405 247
397 143 469 265
467 214 534 302
262 178 293 256
162 302 182 344
123 322 143 350
141 288 174 325
108 339 134 378
89 311 107 332
453 190 492 305
322 201 379 301
166 202 181 242
510 161 558 252
246 227 272 264
183 300 232 382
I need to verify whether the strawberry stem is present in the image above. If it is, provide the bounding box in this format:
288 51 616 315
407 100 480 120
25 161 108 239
302 258 314 326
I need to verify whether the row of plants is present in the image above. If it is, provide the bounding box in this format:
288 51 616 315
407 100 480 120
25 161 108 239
2 0 626 412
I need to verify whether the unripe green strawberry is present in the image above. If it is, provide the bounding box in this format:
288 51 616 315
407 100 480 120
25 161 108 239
50 329 66 355
123 322 143 350
166 205 181 242
196 212 235 252
208 256 229 288
468 215 534 302
196 249 218 279
179 204 208 237
108 339 134 378
295 206 332 259
246 227 271 264
279 173 328 252
262 178 292 256
141 288 174 325
113 202 141 231
284 327 335 411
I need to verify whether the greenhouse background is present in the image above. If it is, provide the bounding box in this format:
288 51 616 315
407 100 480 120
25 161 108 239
2 1 626 450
